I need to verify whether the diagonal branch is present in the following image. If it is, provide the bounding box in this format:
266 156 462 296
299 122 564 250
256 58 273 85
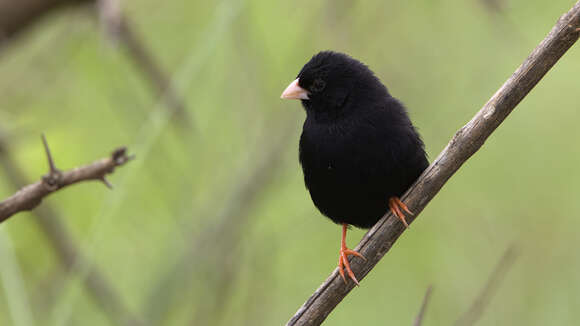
97 0 192 127
0 135 133 223
142 121 297 324
454 246 519 326
286 2 580 325
413 285 433 326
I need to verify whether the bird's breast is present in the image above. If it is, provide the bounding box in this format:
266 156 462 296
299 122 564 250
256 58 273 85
298 114 424 226
299 118 399 193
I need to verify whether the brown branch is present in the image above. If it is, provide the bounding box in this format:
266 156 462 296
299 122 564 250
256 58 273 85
413 285 433 326
0 0 90 40
97 0 192 127
35 206 146 326
1 0 191 126
0 133 144 326
0 135 133 223
454 246 519 326
188 125 296 326
286 2 580 325
142 120 298 324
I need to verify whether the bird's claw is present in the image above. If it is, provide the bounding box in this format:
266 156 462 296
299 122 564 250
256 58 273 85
389 197 413 228
338 247 365 286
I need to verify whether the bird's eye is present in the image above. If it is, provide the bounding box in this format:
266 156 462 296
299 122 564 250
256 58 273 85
311 78 326 92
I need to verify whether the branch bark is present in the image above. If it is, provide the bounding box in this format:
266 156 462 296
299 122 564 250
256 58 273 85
286 2 580 325
0 135 133 223
0 134 144 326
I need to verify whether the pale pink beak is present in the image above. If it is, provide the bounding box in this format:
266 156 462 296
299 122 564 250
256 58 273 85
281 78 309 100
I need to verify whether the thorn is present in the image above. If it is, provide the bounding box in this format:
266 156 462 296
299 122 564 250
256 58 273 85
111 147 134 165
41 133 58 173
112 147 126 160
40 133 62 190
101 177 113 189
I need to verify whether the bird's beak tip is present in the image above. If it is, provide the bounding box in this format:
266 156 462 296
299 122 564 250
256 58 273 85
281 78 309 100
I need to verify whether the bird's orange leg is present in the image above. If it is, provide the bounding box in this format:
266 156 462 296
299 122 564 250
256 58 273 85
389 197 413 228
338 223 366 286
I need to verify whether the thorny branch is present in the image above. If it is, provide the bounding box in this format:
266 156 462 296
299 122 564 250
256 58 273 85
286 2 580 325
0 133 144 326
0 135 133 223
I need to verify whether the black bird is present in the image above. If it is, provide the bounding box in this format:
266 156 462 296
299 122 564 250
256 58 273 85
281 51 428 285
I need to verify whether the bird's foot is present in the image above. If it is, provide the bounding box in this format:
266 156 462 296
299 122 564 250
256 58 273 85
338 246 365 286
389 197 413 228
337 223 366 286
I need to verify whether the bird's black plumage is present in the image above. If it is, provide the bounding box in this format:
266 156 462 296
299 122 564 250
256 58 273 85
294 51 428 228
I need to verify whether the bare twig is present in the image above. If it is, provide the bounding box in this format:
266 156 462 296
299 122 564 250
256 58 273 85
0 0 191 126
35 205 146 326
0 133 144 326
0 0 91 40
189 126 296 326
97 0 192 127
143 121 298 324
0 135 133 222
413 285 433 326
454 246 519 326
478 0 507 14
286 2 580 325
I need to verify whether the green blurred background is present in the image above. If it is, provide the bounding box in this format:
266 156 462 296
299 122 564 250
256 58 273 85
1 0 579 325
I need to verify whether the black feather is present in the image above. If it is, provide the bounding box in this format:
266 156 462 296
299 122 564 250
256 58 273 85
295 51 428 228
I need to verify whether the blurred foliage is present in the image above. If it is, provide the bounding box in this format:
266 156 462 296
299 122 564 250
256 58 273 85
0 0 579 325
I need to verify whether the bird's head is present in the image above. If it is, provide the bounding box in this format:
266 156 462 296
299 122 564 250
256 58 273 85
281 51 389 122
